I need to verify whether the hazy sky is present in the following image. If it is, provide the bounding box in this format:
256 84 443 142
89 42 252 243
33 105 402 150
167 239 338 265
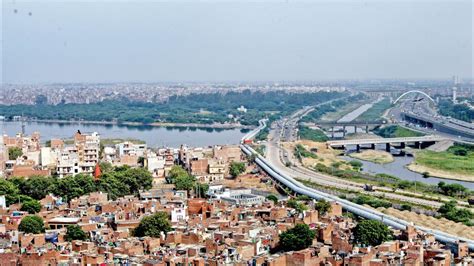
1 0 473 83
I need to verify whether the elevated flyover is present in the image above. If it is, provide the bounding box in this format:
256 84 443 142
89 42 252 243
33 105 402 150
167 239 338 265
327 135 447 151
402 111 474 140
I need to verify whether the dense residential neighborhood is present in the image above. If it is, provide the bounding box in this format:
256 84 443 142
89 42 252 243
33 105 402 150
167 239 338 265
0 129 473 265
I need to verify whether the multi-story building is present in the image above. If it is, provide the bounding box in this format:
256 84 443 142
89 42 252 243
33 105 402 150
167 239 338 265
56 131 100 178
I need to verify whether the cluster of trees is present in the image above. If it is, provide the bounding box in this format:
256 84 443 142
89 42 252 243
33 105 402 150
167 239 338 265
1 91 344 126
297 125 328 142
448 144 474 157
437 181 469 197
438 99 474 123
229 162 246 178
167 166 209 197
277 218 392 252
438 200 473 226
18 215 88 240
0 164 154 210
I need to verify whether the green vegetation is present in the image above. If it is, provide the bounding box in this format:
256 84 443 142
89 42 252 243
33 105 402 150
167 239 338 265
287 198 308 213
278 224 316 252
65 225 88 241
1 91 343 126
437 181 469 197
266 194 279 204
353 220 393 246
355 98 391 122
352 195 392 208
18 215 45 234
254 127 270 141
229 162 246 178
20 200 42 214
132 212 172 238
301 94 366 123
314 199 331 216
414 144 474 177
438 200 473 226
294 144 318 160
438 99 474 122
374 125 423 138
8 147 23 160
348 160 363 170
0 166 153 205
298 125 328 142
167 165 209 196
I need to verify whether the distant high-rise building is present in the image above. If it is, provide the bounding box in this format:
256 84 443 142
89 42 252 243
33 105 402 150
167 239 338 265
452 75 460 103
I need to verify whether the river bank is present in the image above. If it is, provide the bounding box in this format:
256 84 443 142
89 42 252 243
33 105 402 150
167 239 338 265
21 119 255 129
348 150 394 164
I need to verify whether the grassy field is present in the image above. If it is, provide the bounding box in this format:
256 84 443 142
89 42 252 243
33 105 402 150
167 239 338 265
412 148 474 179
374 125 424 138
355 98 392 122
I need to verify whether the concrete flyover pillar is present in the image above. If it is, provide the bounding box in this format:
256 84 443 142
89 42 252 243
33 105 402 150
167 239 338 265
400 142 405 149
343 125 346 137
365 125 369 133
414 141 420 149
356 144 360 152
371 143 375 149
385 143 391 152
331 126 334 139
354 125 357 134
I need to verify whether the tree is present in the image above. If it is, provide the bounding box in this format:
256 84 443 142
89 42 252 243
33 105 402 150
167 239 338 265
279 224 316 251
18 215 45 234
314 199 331 216
353 220 393 246
229 162 246 178
195 183 209 198
287 199 307 213
168 165 189 183
422 172 430 178
21 200 42 214
175 175 196 191
16 176 55 200
437 182 467 197
52 174 96 202
266 194 279 204
132 212 172 238
0 179 20 205
8 147 23 160
65 225 88 241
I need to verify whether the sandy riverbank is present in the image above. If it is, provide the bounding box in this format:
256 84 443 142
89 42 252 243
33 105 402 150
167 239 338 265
407 163 474 182
349 150 394 164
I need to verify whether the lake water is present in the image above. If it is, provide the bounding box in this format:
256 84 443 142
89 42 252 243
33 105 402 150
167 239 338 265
0 121 249 148
340 150 474 190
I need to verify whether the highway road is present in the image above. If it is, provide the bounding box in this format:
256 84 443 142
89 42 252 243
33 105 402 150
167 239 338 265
241 119 474 250
265 107 469 208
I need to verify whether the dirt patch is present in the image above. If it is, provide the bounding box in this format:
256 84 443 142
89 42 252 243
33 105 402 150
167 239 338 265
283 140 351 169
222 173 279 193
349 150 394 164
377 207 474 240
